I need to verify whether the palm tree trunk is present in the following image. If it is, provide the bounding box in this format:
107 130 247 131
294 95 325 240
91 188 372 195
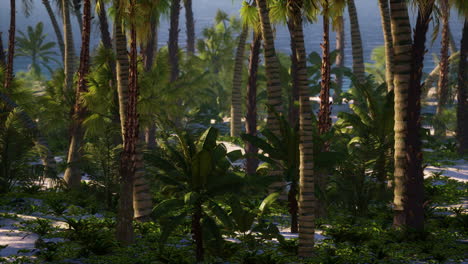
192 201 204 262
115 21 129 139
169 0 181 82
347 0 366 83
62 0 76 93
255 0 284 193
143 20 158 72
42 0 65 60
230 26 248 137
0 33 6 67
184 0 195 55
405 1 434 231
73 0 83 34
334 15 345 103
435 0 450 137
63 0 92 189
457 19 468 155
378 0 395 91
389 0 412 228
4 0 15 93
96 0 112 50
117 0 138 245
245 33 261 176
288 19 299 127
290 0 315 257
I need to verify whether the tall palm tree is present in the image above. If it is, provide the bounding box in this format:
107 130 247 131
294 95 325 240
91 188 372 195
455 1 468 154
333 15 345 102
62 0 76 93
96 0 112 50
230 25 249 137
390 0 434 229
435 0 451 136
63 0 92 189
4 0 16 93
42 0 65 60
169 0 181 82
378 0 395 91
347 0 365 83
184 0 195 54
117 0 139 245
0 33 5 67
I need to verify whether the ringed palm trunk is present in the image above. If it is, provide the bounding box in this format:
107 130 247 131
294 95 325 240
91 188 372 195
117 0 138 245
64 0 92 189
184 0 195 55
230 26 248 137
334 15 345 103
378 0 395 91
42 0 65 60
255 0 284 193
435 0 450 137
62 0 76 93
457 19 468 155
4 0 15 92
169 0 181 82
389 0 412 228
245 32 261 175
289 0 315 257
347 0 365 83
287 19 299 127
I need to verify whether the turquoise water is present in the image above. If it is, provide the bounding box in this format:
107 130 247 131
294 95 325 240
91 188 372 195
0 0 464 80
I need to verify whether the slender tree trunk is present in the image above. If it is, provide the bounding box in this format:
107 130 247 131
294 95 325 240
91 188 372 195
143 21 158 72
288 19 299 127
73 0 83 34
457 20 468 155
435 0 450 137
389 0 412 228
334 15 345 103
169 0 181 82
63 0 92 189
230 26 248 137
288 182 298 233
117 0 138 245
42 0 65 60
62 0 76 93
245 33 261 176
405 1 434 231
255 0 284 193
378 0 395 91
145 125 156 149
192 202 203 262
0 33 5 67
4 0 15 92
184 0 195 55
290 0 315 257
347 0 366 83
97 0 112 50
115 21 129 139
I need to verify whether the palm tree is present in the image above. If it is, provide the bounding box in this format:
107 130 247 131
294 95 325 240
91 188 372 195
42 0 65 60
230 25 249 137
62 0 76 93
169 0 181 82
389 0 434 229
4 0 16 93
0 33 5 67
333 15 345 102
435 0 451 136
95 0 112 50
15 22 60 76
455 1 468 154
347 0 365 83
63 0 92 189
117 0 139 245
378 0 395 91
184 0 195 54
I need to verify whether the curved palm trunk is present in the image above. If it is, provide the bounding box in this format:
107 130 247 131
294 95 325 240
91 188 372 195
457 20 468 155
4 0 15 92
184 0 195 55
347 0 365 83
230 26 248 137
255 0 284 193
245 33 261 175
96 0 112 50
117 0 138 245
64 0 92 189
42 0 65 60
169 0 181 82
435 0 450 137
62 0 76 93
378 0 395 91
289 0 315 257
389 0 412 228
334 15 345 103
73 0 83 34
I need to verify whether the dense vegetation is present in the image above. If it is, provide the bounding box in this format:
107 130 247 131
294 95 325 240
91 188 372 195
0 0 467 263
